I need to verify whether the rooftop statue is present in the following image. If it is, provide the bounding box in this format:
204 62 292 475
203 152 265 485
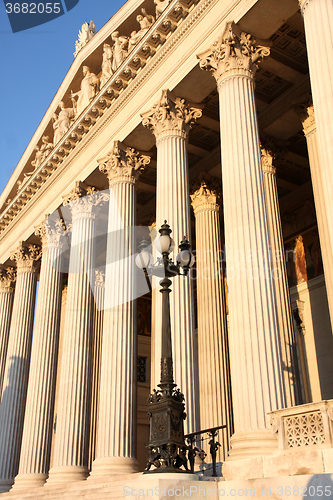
128 9 155 52
154 0 170 18
71 66 99 117
111 31 128 72
100 43 113 88
53 101 75 145
74 20 96 58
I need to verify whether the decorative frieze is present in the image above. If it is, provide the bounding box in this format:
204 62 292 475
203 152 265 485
198 22 271 86
98 141 151 184
141 89 202 140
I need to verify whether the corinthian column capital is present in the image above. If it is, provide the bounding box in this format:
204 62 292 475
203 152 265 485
10 243 41 273
98 141 151 185
294 102 316 136
34 216 66 249
190 180 221 214
141 89 203 141
198 22 271 86
63 182 109 220
94 269 105 288
0 268 16 292
298 0 311 15
260 137 289 175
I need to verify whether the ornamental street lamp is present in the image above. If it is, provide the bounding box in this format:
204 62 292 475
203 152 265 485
135 221 195 473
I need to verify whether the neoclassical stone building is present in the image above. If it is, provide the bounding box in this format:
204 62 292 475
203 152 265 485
0 0 332 497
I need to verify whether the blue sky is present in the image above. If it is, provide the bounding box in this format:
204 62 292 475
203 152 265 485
0 0 126 194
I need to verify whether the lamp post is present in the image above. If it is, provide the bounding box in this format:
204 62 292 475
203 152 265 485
135 221 195 473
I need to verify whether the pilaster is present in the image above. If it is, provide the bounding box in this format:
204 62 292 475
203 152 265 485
141 90 202 434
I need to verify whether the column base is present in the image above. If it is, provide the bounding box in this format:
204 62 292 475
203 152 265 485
89 457 138 480
227 430 278 460
46 465 89 484
13 473 48 489
0 479 14 493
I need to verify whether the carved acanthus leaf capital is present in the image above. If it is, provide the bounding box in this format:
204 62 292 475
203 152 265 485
95 269 105 287
35 216 67 248
98 141 151 184
260 137 289 174
0 267 16 291
63 182 109 219
294 102 315 136
198 22 271 86
10 242 42 272
190 179 221 213
141 89 203 140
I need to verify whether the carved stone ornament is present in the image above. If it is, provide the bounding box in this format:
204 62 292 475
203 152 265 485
294 102 316 136
62 182 109 219
141 89 203 140
197 21 271 86
190 179 221 214
34 216 66 249
74 20 96 57
95 269 105 287
0 267 16 291
98 141 151 184
10 242 42 272
260 136 289 174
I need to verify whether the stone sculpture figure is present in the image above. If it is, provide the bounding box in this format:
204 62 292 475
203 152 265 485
31 136 53 169
74 20 96 57
53 101 75 145
128 9 155 52
154 0 170 18
71 66 99 117
111 31 128 72
100 43 113 88
294 235 308 284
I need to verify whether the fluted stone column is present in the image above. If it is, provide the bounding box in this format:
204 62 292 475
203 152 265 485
90 142 150 477
48 183 108 483
0 243 41 493
299 0 333 300
141 90 202 434
199 23 286 460
190 180 232 460
0 268 16 398
88 270 105 470
294 103 333 326
261 141 301 407
13 218 64 489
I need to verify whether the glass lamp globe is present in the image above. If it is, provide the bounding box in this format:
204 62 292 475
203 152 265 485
176 249 195 269
155 234 171 254
135 249 152 269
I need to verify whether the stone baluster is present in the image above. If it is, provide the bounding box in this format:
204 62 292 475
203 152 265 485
0 243 41 493
261 140 301 407
299 0 333 310
190 179 233 460
13 217 64 489
0 268 16 397
47 183 108 483
90 142 150 477
88 269 105 470
198 22 286 462
294 102 333 326
141 90 202 434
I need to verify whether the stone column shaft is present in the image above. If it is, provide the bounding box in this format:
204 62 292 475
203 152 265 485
0 268 16 397
0 244 40 493
141 90 202 434
261 144 301 407
48 184 107 483
199 23 286 459
13 219 64 489
295 103 333 325
299 0 333 312
91 142 150 476
191 182 232 460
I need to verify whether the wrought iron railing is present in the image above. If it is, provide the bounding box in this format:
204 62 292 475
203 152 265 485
185 425 228 477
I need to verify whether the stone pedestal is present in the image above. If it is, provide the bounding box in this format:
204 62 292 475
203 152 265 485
299 0 333 322
0 244 40 493
294 102 333 326
141 90 202 434
0 268 15 397
90 142 150 477
261 142 301 407
13 219 64 489
191 180 232 459
199 22 286 459
47 184 108 484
